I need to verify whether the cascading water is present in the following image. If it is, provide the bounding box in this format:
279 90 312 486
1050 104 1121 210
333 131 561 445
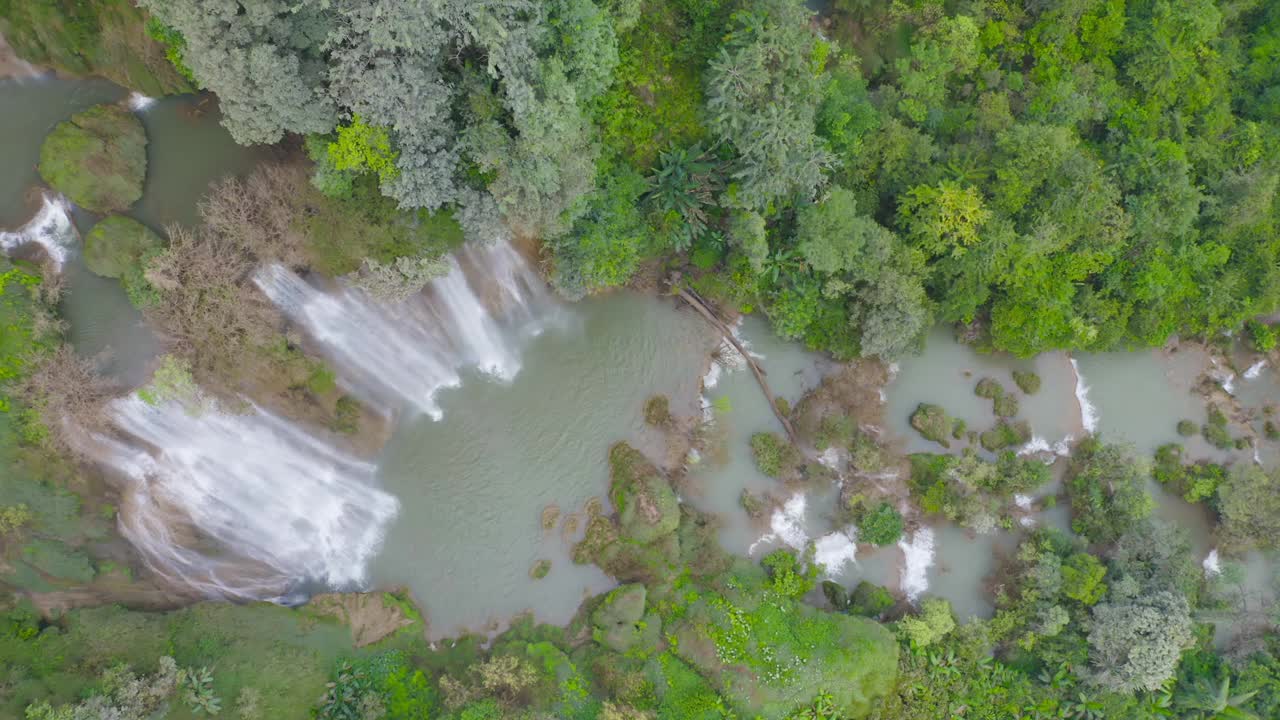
255 240 563 420
85 395 399 600
0 193 74 267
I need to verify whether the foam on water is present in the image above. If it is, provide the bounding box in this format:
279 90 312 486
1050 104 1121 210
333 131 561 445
89 395 399 599
1244 360 1267 380
1069 358 1099 433
898 527 935 602
256 241 560 420
0 194 74 268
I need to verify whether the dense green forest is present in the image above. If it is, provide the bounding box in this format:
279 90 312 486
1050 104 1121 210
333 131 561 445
3 0 1280 719
123 0 1280 360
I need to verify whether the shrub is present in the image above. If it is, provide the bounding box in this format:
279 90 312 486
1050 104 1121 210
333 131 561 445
750 432 795 478
331 396 360 435
858 503 904 546
1247 320 1279 352
992 393 1019 418
979 419 1031 451
1012 370 1041 394
1201 404 1233 450
644 395 671 426
909 404 952 447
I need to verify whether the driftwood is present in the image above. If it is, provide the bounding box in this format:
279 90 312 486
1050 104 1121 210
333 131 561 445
671 281 799 445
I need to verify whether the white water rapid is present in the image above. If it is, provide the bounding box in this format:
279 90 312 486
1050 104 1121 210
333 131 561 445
255 241 561 420
0 193 74 268
87 396 399 600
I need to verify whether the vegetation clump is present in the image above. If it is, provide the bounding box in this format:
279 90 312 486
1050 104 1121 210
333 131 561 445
979 419 1031 451
643 394 671 426
856 502 904 546
992 393 1019 418
38 104 147 213
909 403 952 447
974 377 1004 399
1012 370 1041 395
749 431 800 479
1176 419 1197 437
1201 404 1234 449
529 559 551 580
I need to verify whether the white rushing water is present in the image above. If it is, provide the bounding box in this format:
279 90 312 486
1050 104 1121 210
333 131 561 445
256 241 561 420
1244 360 1267 380
126 92 156 111
0 193 74 268
748 492 809 555
898 527 935 602
1069 358 1099 434
1203 549 1222 578
814 527 859 578
86 395 399 599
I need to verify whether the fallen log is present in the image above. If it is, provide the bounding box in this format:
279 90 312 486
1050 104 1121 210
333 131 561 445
671 281 799 445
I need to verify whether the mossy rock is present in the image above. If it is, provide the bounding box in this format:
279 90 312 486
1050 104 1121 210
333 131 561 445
1176 419 1197 437
993 393 1019 418
83 216 164 278
849 581 895 619
573 444 684 583
529 559 551 580
910 404 952 448
39 104 147 213
591 584 658 652
974 377 1004 399
1013 370 1041 395
609 443 679 544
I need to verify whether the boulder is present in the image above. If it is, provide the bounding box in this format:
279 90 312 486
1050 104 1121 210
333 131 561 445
39 104 147 214
83 216 163 278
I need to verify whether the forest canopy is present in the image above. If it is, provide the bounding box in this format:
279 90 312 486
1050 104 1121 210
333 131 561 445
137 0 1280 359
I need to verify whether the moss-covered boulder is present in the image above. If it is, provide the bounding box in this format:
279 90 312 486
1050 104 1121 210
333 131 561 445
39 104 147 214
573 443 682 583
591 584 659 653
83 216 163 278
0 0 193 95
609 443 679 544
1013 370 1041 395
910 403 952 447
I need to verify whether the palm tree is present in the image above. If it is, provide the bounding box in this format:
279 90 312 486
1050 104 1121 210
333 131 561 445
1175 673 1259 720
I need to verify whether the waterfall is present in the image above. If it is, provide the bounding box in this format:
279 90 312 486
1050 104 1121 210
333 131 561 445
898 527 935 602
0 194 74 268
126 92 156 111
87 396 399 600
255 241 562 420
1069 358 1099 434
1244 360 1267 380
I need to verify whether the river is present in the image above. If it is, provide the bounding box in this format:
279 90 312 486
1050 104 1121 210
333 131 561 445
1 74 1275 640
